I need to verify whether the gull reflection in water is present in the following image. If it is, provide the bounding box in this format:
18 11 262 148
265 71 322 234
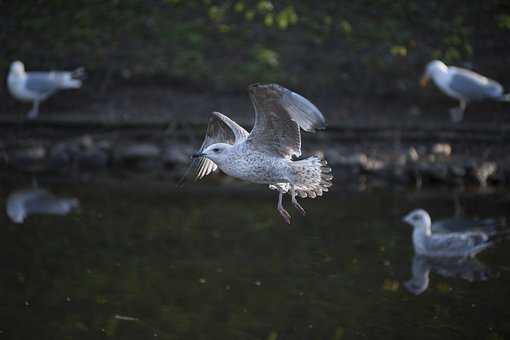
6 187 79 224
404 254 496 295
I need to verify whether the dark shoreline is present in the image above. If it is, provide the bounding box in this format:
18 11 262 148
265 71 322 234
1 124 509 190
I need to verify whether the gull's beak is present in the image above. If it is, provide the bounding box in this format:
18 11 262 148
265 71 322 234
248 83 261 91
420 74 429 88
192 152 206 159
402 214 412 225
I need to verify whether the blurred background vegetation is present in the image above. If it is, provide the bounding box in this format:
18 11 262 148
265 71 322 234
1 0 510 98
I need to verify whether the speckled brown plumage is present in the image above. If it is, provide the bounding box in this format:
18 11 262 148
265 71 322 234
189 83 333 223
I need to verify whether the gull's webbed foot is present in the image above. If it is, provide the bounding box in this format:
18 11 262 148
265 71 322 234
292 196 306 216
278 206 291 224
449 101 466 123
290 185 306 216
27 102 40 119
276 190 291 224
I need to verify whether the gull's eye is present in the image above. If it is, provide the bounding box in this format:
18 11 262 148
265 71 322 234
412 215 421 221
213 148 220 153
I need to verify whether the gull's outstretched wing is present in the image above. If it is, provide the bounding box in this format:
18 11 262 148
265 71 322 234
247 83 326 158
191 111 249 180
448 67 503 101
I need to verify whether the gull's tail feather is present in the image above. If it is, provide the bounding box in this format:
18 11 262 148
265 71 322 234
59 76 82 89
58 67 85 89
488 228 510 244
291 155 333 198
71 67 86 80
497 93 510 102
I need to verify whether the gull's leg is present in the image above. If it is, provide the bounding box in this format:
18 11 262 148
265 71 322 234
449 100 466 123
276 190 291 224
290 185 306 216
27 100 40 119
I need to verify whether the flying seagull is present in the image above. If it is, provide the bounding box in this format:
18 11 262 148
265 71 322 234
7 60 85 119
402 209 508 257
420 60 510 122
189 83 333 223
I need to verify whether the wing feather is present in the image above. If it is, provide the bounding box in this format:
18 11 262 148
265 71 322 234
247 84 326 158
25 72 61 96
449 67 503 100
427 232 489 255
191 112 248 180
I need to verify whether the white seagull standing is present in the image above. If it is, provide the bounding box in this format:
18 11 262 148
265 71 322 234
402 209 498 257
7 60 85 119
190 83 333 223
420 60 510 122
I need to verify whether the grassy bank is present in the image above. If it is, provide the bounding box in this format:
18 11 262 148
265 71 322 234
2 0 509 99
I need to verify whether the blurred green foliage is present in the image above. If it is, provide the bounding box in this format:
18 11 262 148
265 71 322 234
1 0 509 94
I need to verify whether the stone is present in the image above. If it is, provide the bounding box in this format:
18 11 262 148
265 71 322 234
48 143 72 170
76 149 110 169
8 145 47 171
337 153 368 166
407 147 419 162
417 161 449 182
360 157 385 172
474 162 497 186
449 163 466 177
462 160 498 186
114 143 161 170
114 143 160 161
431 143 452 157
78 135 95 149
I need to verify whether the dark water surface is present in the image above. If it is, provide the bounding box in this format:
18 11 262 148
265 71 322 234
1 175 509 340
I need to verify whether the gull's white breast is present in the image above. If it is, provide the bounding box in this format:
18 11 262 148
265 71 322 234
219 144 290 184
7 74 35 101
432 71 460 99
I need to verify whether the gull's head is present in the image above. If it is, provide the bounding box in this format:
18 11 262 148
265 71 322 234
403 209 432 230
7 205 26 224
9 61 26 77
421 60 447 87
193 143 233 165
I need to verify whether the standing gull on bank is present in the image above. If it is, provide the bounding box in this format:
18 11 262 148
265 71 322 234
402 209 508 257
420 60 510 122
7 61 85 119
190 83 332 223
